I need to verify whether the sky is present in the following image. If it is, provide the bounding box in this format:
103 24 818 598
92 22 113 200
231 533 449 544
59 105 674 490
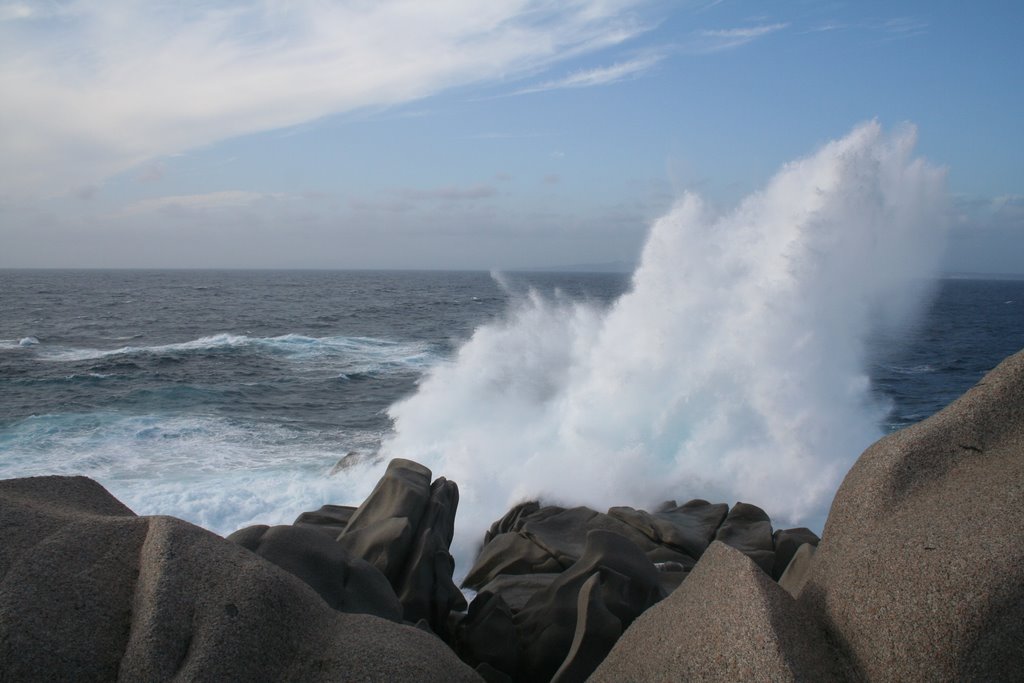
1 0 1021 273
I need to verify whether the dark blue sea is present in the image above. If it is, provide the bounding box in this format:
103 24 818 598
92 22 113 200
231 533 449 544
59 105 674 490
1 270 1022 535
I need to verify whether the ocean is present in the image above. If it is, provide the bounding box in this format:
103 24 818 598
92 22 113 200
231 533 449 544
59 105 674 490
2 269 1021 549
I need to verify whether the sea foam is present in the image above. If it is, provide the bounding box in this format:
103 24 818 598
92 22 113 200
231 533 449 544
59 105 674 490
378 122 951 565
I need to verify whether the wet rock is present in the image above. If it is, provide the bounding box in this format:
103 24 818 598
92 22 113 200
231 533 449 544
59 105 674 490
798 348 1024 681
514 530 665 682
549 573 622 683
227 523 403 622
478 573 560 613
395 476 467 632
484 501 543 544
292 503 357 537
462 532 562 591
337 458 434 583
455 591 520 678
520 506 662 569
610 499 728 560
590 542 839 682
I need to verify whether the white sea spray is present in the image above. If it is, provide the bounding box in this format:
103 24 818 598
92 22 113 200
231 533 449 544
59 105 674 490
378 122 952 567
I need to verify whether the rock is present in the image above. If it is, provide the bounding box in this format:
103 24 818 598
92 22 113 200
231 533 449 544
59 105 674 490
337 458 434 583
798 348 1024 681
520 506 665 569
478 573 561 613
328 450 370 476
609 499 728 560
292 503 357 537
0 475 481 682
590 541 839 682
778 543 815 598
227 523 403 622
395 476 467 632
484 500 543 544
549 573 622 683
713 502 775 573
771 527 820 580
462 531 562 590
455 591 520 678
514 530 665 682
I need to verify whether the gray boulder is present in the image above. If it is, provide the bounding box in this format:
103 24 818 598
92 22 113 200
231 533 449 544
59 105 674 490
0 475 481 682
771 527 820 580
514 529 665 683
227 523 403 621
589 541 840 682
798 348 1024 681
292 503 356 536
609 498 728 561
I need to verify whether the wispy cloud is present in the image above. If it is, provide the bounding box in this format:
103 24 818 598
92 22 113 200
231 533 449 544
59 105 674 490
121 191 281 216
690 22 789 53
512 54 664 95
0 1 655 198
802 16 928 39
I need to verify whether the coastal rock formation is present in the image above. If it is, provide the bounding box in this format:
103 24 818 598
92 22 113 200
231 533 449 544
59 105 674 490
5 346 1023 682
227 523 404 622
456 498 814 681
0 475 479 682
595 347 1024 681
232 458 467 637
590 541 840 681
797 348 1024 680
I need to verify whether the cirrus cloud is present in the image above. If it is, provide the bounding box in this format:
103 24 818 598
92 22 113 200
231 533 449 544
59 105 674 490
0 0 655 198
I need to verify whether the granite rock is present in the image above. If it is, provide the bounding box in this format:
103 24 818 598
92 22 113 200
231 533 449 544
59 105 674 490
0 475 481 682
798 348 1024 681
227 523 403 621
590 541 839 682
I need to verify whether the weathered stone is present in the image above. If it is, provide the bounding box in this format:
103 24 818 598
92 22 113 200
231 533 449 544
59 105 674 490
395 476 467 633
462 531 562 590
292 503 356 537
799 348 1024 681
484 500 542 544
455 591 520 678
521 506 661 569
478 573 560 613
714 502 775 573
337 458 433 583
590 542 839 682
515 530 664 683
550 573 622 683
0 476 482 682
227 523 403 622
771 527 820 581
778 542 815 598
610 499 728 560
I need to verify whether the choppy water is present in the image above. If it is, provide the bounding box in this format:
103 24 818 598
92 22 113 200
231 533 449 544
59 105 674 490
2 268 1021 539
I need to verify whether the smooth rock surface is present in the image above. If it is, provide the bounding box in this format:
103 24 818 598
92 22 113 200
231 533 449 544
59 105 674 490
0 475 481 682
590 541 839 682
713 502 775 574
771 527 820 580
798 348 1024 681
515 530 665 683
228 523 403 621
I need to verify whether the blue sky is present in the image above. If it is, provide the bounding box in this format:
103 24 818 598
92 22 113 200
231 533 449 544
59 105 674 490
1 0 1021 272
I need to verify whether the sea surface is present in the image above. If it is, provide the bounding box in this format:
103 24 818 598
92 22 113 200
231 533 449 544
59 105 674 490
1 270 1022 535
